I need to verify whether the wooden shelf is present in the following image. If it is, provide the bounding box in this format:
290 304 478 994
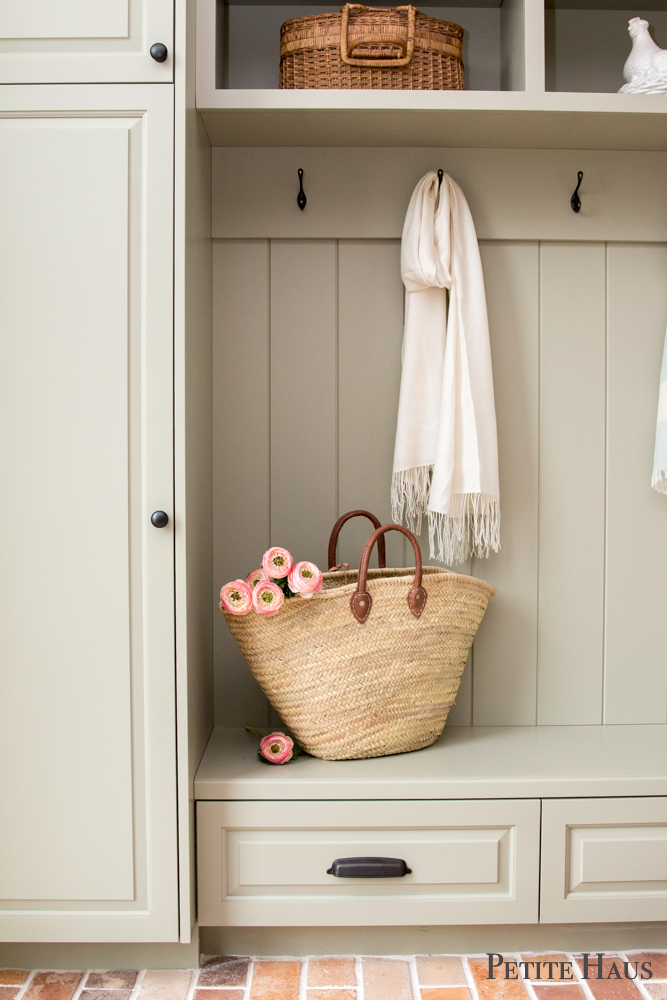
194 724 667 800
198 91 667 148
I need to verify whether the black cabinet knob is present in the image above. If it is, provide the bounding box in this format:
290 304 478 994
151 510 169 528
150 43 168 62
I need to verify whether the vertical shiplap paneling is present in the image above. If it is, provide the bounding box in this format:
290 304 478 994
605 243 667 724
212 240 271 726
337 240 405 571
270 241 338 569
472 242 540 726
537 243 606 724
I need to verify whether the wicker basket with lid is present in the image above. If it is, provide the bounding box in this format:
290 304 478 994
280 3 464 90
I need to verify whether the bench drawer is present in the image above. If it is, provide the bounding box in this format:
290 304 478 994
196 799 540 926
540 797 667 922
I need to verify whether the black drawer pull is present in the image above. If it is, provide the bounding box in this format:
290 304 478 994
327 856 412 878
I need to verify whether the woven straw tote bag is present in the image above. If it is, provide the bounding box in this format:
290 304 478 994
221 512 495 760
279 4 464 91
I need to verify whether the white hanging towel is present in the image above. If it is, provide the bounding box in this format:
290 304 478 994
652 326 667 493
391 170 500 565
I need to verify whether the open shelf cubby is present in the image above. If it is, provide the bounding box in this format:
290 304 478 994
545 0 667 93
218 0 525 91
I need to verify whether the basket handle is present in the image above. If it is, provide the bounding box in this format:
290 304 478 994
328 509 386 571
351 523 427 624
340 3 417 69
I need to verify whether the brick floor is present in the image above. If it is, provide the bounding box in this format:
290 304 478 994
307 957 356 987
627 955 667 981
572 956 645 1000
417 956 467 987
85 973 137 991
138 972 193 1000
248 961 301 1000
362 958 413 1000
23 973 83 1000
198 958 249 988
469 957 530 1000
421 990 472 1000
307 991 356 1000
533 986 587 1000
0 975 29 988
79 991 131 1000
193 993 244 1000
1 952 666 1000
645 987 667 1000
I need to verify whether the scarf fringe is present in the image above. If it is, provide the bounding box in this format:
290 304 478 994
652 468 667 494
428 494 501 565
391 466 432 535
392 470 501 564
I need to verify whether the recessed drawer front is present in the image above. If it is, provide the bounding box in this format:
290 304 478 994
197 799 540 926
541 797 667 923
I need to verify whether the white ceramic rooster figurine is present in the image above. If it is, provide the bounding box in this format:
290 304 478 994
619 17 667 93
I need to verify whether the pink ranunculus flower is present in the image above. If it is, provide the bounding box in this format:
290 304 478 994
252 579 284 616
259 731 294 764
262 546 293 579
288 561 323 599
219 579 253 616
246 568 268 590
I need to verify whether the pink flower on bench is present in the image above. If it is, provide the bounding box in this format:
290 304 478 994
259 731 294 764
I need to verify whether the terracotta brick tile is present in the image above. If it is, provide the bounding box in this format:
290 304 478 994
421 988 471 1000
308 958 356 988
417 957 467 987
627 955 667 980
362 958 414 1000
138 971 193 1000
645 986 667 1000
572 957 644 1000
533 986 586 1000
0 973 30 988
193 992 244 1000
308 991 356 1000
249 961 301 1000
198 959 249 988
80 991 131 1000
468 957 529 1000
0 988 20 1000
85 973 137 990
24 972 83 1000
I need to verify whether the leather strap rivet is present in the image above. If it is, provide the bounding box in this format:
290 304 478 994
352 523 425 623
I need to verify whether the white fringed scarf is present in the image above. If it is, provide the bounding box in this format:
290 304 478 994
391 171 501 565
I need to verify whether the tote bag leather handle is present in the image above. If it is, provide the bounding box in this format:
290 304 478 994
351 523 427 624
328 510 386 571
340 4 417 68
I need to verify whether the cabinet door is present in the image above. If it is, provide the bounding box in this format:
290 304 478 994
0 85 176 942
0 0 173 83
541 797 667 923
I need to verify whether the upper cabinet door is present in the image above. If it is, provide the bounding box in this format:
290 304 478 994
0 0 173 83
0 85 176 942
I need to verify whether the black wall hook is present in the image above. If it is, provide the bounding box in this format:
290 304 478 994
437 169 444 188
297 168 307 211
571 171 583 213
